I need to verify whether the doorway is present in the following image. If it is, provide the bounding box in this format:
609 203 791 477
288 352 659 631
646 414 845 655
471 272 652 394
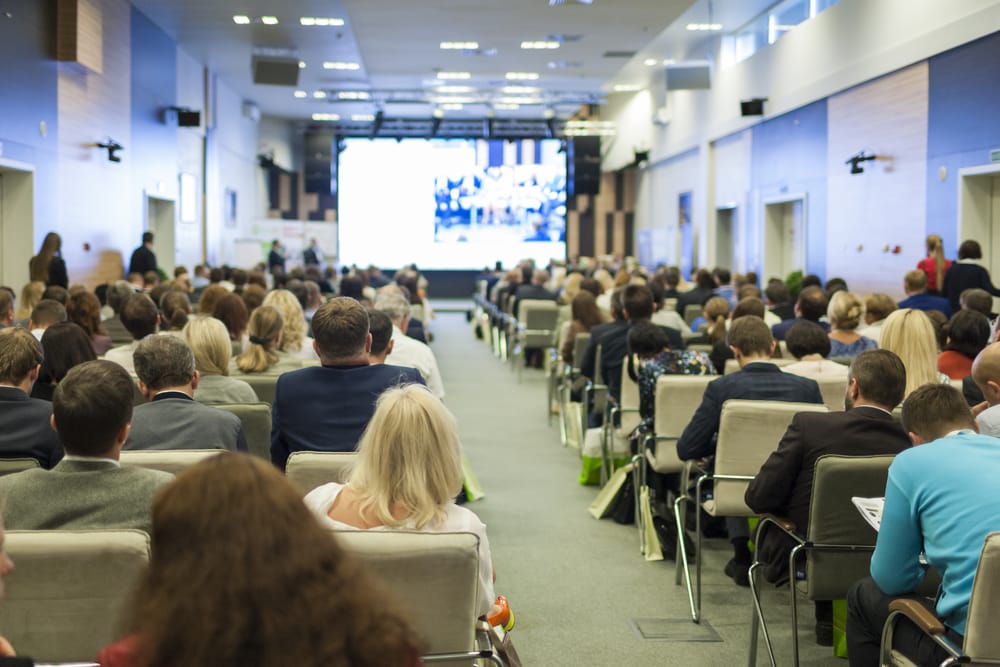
762 195 806 282
145 193 177 278
958 164 1000 310
715 207 736 270
0 159 35 289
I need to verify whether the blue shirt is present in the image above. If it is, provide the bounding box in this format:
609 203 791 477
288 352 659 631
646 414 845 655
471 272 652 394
871 431 1000 635
897 293 952 318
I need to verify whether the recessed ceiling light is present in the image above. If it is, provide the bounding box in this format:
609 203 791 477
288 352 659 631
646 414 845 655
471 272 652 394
323 61 360 70
432 96 478 105
643 58 659 66
313 91 327 98
686 23 723 31
543 109 556 119
437 71 471 80
232 15 251 24
442 103 463 110
293 90 307 98
440 41 479 50
298 61 306 69
312 113 340 121
432 108 445 119
435 85 475 93
505 72 539 81
494 103 520 110
501 86 538 94
260 16 279 25
663 59 675 65
351 114 375 122
338 91 370 100
300 17 344 26
496 97 543 105
521 41 560 50
613 84 642 92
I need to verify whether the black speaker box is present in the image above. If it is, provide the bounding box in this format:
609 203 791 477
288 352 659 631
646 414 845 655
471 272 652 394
304 131 334 195
177 110 201 127
569 136 601 196
252 56 301 86
741 99 765 116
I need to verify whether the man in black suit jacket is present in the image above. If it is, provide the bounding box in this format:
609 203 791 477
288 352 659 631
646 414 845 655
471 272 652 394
512 268 557 318
127 231 158 277
0 329 62 469
677 316 823 585
270 297 424 470
745 349 911 643
771 286 830 340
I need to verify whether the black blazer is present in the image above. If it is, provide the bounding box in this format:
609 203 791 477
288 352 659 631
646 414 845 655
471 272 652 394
0 387 63 469
127 245 157 276
941 262 1000 314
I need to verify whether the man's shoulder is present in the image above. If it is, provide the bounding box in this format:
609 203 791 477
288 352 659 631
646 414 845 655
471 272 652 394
374 363 425 384
115 465 175 487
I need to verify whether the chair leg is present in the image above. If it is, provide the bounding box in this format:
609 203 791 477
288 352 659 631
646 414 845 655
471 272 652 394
788 545 806 667
632 455 644 554
748 561 777 667
673 494 699 622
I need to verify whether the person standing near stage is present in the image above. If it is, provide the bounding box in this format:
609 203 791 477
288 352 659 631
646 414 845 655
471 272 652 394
128 232 157 277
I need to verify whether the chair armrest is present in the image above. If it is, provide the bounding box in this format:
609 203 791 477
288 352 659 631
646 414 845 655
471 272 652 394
759 514 798 534
888 599 945 636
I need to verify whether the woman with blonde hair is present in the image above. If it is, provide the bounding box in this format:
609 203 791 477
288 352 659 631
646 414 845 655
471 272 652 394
262 289 317 360
559 271 583 306
231 306 302 375
827 291 877 358
691 296 730 344
28 232 68 288
880 308 949 398
97 454 422 667
14 281 44 321
182 318 257 404
917 234 951 295
305 384 497 619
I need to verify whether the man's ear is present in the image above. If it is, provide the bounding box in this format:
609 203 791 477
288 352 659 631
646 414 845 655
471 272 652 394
190 370 200 390
312 339 321 357
50 414 58 434
28 364 40 384
137 379 154 402
385 339 394 357
364 332 373 354
768 340 777 356
908 431 925 446
116 422 131 446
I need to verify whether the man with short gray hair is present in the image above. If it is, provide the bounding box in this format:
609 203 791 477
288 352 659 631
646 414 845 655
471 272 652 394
126 335 246 452
374 293 445 398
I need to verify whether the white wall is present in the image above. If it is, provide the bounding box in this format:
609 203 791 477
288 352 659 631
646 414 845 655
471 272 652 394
175 47 205 271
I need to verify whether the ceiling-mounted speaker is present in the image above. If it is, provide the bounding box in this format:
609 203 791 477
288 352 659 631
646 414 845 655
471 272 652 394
665 62 712 90
741 98 767 116
177 110 201 127
251 56 301 86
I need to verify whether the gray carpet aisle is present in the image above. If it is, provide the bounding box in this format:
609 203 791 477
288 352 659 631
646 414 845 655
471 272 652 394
430 307 844 666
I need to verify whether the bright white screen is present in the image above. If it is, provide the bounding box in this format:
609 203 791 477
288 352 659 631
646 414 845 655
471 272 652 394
337 138 566 269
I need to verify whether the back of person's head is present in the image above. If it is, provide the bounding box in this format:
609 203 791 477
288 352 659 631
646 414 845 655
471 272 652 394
38 322 96 384
827 291 864 331
621 284 654 321
183 317 232 377
880 309 940 397
961 288 993 316
262 289 307 352
16 281 45 319
30 299 67 329
703 296 730 322
727 315 773 357
338 275 365 300
579 277 602 297
142 231 154 245
311 297 369 361
738 284 763 300
42 285 68 305
374 293 410 326
53 360 133 457
801 274 823 289
0 328 43 386
107 280 134 315
120 293 159 339
134 334 195 391
627 321 669 359
945 309 991 360
241 284 266 313
785 321 832 359
713 267 731 286
532 269 549 286
608 287 626 321
958 239 983 260
571 291 604 329
732 297 766 320
695 269 715 290
212 293 249 341
765 280 790 306
143 271 159 288
197 285 228 316
849 349 906 409
236 306 283 373
864 293 897 323
159 290 191 331
66 290 105 339
0 289 13 323
664 267 681 289
350 385 463 530
901 383 975 442
904 269 928 293
366 309 394 358
824 277 848 298
797 286 829 322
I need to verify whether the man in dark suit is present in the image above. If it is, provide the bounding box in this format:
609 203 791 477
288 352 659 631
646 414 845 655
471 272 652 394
0 329 62 469
127 231 157 277
268 239 286 274
126 335 247 452
745 349 911 644
677 316 823 585
270 297 425 470
765 280 795 321
677 269 718 313
771 286 830 340
897 269 952 317
512 268 557 318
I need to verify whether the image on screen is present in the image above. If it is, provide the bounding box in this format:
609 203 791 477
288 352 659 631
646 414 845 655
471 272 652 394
337 138 567 270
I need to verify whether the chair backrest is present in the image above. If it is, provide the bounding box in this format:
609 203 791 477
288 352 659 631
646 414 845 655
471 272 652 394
518 300 561 346
572 333 590 369
683 304 702 327
723 357 798 375
242 373 279 405
662 297 678 312
713 400 828 516
805 454 895 599
0 458 40 477
650 375 714 473
286 451 358 494
334 530 481 655
119 449 223 475
965 532 1000 658
0 530 150 662
814 375 848 412
410 303 425 322
616 357 643 435
213 402 272 459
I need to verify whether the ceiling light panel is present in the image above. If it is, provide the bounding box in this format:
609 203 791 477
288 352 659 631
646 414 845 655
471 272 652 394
441 103 463 110
437 71 472 79
351 114 375 122
505 72 539 80
323 61 361 70
293 90 307 98
338 91 370 100
435 85 475 93
613 84 643 92
440 41 480 50
686 23 723 31
501 86 538 94
260 16 279 25
521 41 560 49
299 17 344 26
312 113 340 121
312 91 327 98
232 15 250 24
494 103 520 110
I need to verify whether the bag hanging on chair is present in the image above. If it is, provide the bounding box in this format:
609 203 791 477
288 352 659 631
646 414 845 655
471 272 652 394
588 461 635 519
639 485 664 561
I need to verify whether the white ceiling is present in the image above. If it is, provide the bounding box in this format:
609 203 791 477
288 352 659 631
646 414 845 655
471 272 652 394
129 0 778 124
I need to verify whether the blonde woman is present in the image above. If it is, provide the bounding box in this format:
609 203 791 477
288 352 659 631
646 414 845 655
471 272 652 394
15 281 45 322
231 306 303 375
879 308 950 398
917 234 951 295
262 289 318 360
182 317 257 404
691 296 730 344
304 384 496 618
827 291 877 358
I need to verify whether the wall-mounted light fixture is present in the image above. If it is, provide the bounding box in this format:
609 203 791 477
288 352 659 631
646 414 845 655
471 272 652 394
846 151 878 175
96 139 123 163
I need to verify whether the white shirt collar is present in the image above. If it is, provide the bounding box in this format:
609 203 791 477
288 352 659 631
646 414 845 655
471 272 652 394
62 454 120 468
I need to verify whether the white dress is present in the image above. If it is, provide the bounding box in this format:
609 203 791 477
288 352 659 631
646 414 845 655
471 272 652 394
304 482 496 617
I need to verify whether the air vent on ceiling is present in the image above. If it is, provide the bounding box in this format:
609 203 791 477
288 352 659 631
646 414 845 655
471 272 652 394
603 50 637 59
546 33 583 42
549 0 593 6
252 56 301 86
547 60 582 69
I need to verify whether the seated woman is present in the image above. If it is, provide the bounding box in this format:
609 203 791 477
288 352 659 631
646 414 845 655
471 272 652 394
65 291 113 356
212 293 250 356
231 306 303 375
182 318 257 405
881 308 951 398
559 291 607 366
938 309 991 379
262 289 318 360
827 291 877 358
782 321 850 378
98 453 421 667
158 289 192 335
689 296 729 342
30 322 96 401
305 384 497 619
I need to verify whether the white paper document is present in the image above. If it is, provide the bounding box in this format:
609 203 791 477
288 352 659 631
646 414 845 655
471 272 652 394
852 496 884 532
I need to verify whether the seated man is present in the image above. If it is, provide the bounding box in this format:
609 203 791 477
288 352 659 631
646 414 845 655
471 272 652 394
102 280 138 345
0 328 62 469
104 293 158 373
374 292 444 398
897 270 951 318
745 349 911 644
676 316 824 585
28 299 66 342
366 308 395 364
973 342 1000 436
846 383 1000 666
0 360 173 532
771 286 831 341
270 297 425 470
126 335 247 452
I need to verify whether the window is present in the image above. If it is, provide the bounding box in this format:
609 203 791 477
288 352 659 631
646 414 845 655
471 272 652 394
720 0 840 68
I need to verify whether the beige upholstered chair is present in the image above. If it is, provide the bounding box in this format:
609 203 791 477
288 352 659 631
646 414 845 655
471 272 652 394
723 357 798 375
602 357 642 485
0 529 150 663
285 451 357 494
880 531 1000 667
0 458 40 477
674 399 828 622
335 530 502 665
683 304 703 327
510 300 560 380
242 373 279 405
214 402 272 459
748 454 895 667
814 375 848 412
119 449 224 475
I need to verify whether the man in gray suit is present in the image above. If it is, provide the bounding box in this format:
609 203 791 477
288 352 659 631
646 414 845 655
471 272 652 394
126 335 247 452
0 360 173 532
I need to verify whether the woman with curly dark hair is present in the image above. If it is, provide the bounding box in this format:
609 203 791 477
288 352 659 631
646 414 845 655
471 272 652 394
97 453 422 667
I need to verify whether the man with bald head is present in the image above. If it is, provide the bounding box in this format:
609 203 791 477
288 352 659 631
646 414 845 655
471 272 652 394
972 342 1000 436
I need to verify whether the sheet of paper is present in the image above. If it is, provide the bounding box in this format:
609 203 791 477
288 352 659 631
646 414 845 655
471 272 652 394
852 496 884 532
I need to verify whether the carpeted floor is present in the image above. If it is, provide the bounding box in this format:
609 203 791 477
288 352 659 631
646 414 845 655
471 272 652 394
430 306 847 666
